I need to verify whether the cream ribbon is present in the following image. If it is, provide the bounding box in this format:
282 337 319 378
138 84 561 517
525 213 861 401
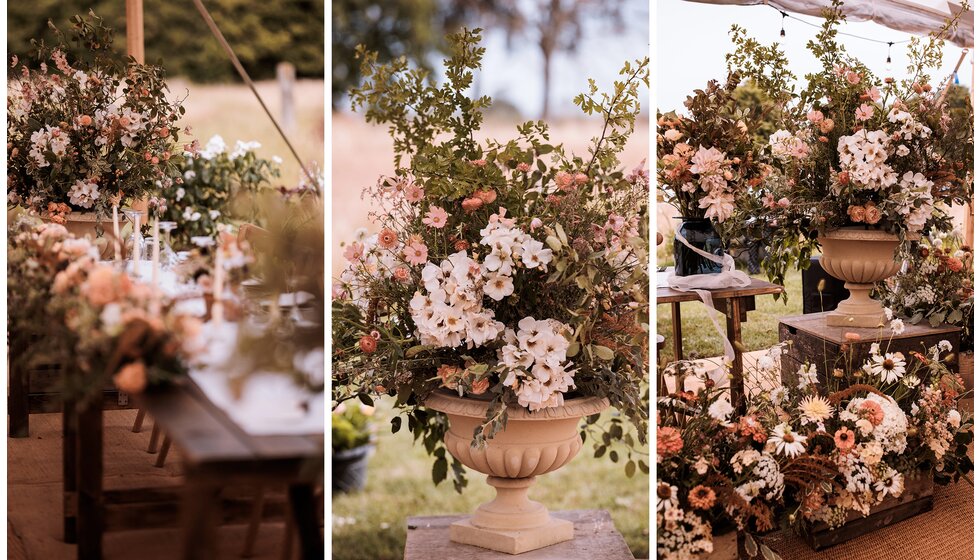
666 224 751 363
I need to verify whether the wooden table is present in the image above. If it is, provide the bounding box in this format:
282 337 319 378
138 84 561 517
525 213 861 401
404 510 634 560
66 376 323 559
656 272 783 412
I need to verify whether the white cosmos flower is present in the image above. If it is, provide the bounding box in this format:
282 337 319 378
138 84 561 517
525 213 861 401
521 238 553 270
890 318 906 335
768 423 807 458
708 397 733 423
483 273 514 301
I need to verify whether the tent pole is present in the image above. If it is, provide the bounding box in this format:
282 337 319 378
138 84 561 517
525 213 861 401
125 0 145 64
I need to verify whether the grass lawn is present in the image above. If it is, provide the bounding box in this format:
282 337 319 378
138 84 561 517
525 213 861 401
332 399 649 560
656 243 804 361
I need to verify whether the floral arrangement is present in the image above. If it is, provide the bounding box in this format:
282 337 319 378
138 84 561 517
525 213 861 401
657 336 973 559
657 74 769 226
8 217 197 402
876 230 974 346
332 29 649 489
7 12 186 220
158 135 281 250
725 0 973 287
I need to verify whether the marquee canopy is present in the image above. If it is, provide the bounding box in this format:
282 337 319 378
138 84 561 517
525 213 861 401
683 0 974 47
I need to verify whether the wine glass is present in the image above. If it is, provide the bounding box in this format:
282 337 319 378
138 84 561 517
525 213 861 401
158 221 179 270
123 209 146 276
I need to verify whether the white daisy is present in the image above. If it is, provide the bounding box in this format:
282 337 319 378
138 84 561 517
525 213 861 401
768 423 807 458
864 352 907 384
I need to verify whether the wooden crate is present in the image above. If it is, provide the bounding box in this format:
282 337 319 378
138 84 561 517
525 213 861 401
779 312 960 388
804 474 935 550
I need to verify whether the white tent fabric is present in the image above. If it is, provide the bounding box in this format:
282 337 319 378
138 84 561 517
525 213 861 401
684 0 974 47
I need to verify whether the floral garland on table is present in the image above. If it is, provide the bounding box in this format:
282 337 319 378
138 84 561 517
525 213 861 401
158 135 282 250
8 217 198 403
333 28 650 490
657 335 973 560
724 0 973 288
7 12 186 221
657 74 769 228
875 230 974 348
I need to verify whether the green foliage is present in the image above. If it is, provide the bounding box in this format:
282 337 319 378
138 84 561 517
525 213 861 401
158 139 281 250
7 0 324 82
332 405 374 451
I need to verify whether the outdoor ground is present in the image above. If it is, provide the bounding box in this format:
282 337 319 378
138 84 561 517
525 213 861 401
331 399 649 560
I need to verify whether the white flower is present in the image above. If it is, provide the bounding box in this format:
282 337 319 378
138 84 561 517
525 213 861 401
797 363 819 389
482 273 514 301
883 307 894 320
890 318 906 335
200 134 227 159
768 423 807 458
769 387 789 405
520 238 553 270
694 456 710 475
799 395 834 425
99 303 123 335
874 468 904 499
656 484 678 512
68 180 100 208
230 139 261 159
864 352 906 384
948 409 962 429
708 397 733 424
209 210 221 220
175 187 186 200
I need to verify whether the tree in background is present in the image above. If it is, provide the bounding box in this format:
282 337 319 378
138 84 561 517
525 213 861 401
332 0 634 118
7 0 324 82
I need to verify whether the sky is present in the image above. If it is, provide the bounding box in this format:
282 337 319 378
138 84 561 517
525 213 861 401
656 0 973 112
448 0 650 119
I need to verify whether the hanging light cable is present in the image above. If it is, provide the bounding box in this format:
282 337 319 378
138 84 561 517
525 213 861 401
886 42 894 72
779 10 787 41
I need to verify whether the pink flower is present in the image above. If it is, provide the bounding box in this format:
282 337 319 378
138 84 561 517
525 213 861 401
404 182 424 203
83 265 131 307
343 242 364 262
474 189 497 204
777 197 790 208
529 218 543 231
403 241 428 266
555 171 574 191
846 71 862 85
855 104 874 122
332 284 346 299
864 87 881 101
114 361 147 394
422 205 449 229
807 110 825 123
763 193 776 209
470 158 487 167
574 172 588 185
516 162 531 173
393 266 411 283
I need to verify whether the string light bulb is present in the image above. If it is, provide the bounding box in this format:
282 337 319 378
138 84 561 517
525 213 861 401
885 42 894 72
779 11 787 42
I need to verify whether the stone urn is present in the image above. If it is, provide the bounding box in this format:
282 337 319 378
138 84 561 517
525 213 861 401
424 390 609 554
50 211 125 260
818 228 902 328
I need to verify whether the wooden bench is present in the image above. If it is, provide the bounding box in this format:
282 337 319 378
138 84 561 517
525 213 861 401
66 376 324 559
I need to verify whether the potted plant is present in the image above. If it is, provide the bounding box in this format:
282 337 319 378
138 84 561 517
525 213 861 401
657 75 768 276
7 12 185 255
727 0 973 324
332 29 649 554
331 403 375 493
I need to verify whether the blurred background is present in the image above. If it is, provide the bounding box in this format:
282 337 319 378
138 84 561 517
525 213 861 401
331 2 650 559
8 1 325 185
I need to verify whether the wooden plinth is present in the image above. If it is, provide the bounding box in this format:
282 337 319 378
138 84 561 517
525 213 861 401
405 509 634 559
779 312 961 387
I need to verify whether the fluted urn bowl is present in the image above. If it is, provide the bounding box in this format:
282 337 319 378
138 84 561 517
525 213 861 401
818 228 902 328
425 390 609 554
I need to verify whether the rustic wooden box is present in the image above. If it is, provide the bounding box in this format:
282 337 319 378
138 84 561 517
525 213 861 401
804 474 935 550
779 312 961 388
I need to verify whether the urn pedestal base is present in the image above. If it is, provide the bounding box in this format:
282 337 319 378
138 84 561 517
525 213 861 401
450 516 574 555
449 475 574 554
824 282 885 327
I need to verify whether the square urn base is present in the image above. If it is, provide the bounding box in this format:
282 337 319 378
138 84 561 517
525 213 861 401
449 517 574 555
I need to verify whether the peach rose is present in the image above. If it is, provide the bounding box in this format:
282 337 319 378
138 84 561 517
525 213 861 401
114 361 147 394
83 265 131 306
474 189 497 204
947 257 964 272
359 335 377 353
864 203 882 224
461 197 484 213
437 364 463 389
847 205 866 223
